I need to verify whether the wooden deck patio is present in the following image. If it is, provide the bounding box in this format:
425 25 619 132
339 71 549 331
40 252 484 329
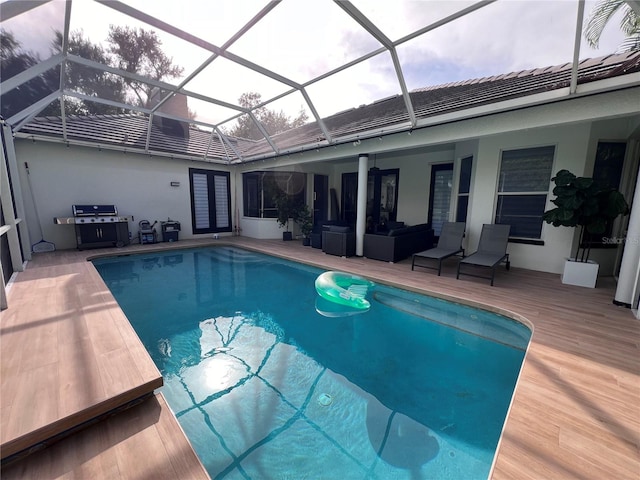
1 237 638 479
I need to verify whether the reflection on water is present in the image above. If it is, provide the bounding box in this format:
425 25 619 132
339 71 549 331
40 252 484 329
315 296 370 318
158 314 453 479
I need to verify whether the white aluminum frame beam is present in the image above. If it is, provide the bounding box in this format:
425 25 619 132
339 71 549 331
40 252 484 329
60 0 72 142
0 126 27 309
214 127 244 162
8 91 61 128
66 55 244 113
1 123 31 264
249 111 279 154
61 91 237 161
150 0 281 113
0 0 52 21
95 0 326 157
395 0 497 45
96 0 342 158
335 1 417 126
0 54 65 96
570 0 586 94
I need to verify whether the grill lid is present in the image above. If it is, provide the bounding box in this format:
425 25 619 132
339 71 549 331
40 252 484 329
72 204 118 216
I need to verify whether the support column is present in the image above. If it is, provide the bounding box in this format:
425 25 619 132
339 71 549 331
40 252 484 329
614 171 640 309
3 123 31 262
0 139 25 272
356 154 369 256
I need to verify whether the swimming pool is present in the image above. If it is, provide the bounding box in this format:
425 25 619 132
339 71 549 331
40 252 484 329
93 246 530 479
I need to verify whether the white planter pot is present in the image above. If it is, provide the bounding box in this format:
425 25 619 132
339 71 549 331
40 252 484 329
561 258 599 288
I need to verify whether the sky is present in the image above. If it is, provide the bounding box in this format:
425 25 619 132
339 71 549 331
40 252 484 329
1 0 629 129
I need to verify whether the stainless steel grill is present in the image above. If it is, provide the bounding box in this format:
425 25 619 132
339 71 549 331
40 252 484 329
55 204 132 224
55 204 132 250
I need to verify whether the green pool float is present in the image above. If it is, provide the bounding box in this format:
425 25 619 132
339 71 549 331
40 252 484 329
315 271 374 310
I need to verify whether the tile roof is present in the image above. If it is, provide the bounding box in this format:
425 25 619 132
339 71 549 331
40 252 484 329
20 114 239 161
18 51 640 164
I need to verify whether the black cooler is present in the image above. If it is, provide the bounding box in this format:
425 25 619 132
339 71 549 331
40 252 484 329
161 220 181 242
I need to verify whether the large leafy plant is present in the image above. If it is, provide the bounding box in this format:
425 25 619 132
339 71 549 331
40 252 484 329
543 169 629 262
294 203 313 238
274 192 296 232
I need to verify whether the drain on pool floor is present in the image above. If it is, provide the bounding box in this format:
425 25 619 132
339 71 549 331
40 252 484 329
317 393 333 406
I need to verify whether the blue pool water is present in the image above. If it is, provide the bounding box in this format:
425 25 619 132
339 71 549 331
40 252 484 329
93 246 530 480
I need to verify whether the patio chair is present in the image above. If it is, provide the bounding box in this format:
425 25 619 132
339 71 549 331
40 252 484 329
411 222 466 275
456 224 511 286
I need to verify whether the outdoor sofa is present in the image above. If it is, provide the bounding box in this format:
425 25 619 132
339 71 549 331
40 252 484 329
322 225 356 257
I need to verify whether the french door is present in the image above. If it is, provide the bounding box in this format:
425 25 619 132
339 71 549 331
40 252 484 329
341 169 399 226
189 168 232 234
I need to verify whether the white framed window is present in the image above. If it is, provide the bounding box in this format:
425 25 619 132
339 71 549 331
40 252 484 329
495 146 555 240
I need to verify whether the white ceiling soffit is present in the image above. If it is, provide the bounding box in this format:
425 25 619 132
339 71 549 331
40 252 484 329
1 0 638 164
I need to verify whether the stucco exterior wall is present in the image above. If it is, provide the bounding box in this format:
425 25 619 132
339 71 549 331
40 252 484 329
470 123 590 274
15 141 233 250
397 150 455 226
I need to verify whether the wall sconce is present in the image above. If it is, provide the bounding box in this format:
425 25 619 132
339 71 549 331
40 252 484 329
170 181 180 187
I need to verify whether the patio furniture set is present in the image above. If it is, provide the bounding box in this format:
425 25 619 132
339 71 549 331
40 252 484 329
316 221 511 286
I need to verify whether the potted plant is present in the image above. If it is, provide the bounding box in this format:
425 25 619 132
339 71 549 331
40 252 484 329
542 169 629 287
274 192 296 241
295 204 313 246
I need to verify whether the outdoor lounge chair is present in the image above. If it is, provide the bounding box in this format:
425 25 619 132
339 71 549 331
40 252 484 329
456 224 511 286
411 222 466 275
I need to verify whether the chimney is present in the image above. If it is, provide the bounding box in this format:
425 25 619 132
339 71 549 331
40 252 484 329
149 89 190 139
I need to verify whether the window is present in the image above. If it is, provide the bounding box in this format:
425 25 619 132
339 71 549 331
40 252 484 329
495 146 555 239
189 168 232 234
428 163 453 237
243 171 306 218
456 156 472 223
